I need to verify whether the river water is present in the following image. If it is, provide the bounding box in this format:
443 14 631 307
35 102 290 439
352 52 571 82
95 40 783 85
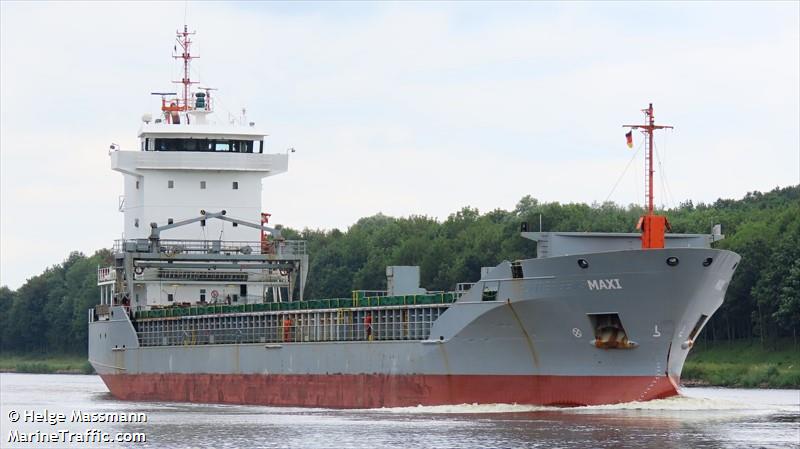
0 373 797 448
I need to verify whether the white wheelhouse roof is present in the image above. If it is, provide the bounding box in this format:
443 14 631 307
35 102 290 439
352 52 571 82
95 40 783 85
138 122 268 140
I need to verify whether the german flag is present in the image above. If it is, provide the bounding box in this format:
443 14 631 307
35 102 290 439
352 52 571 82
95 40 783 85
625 130 634 149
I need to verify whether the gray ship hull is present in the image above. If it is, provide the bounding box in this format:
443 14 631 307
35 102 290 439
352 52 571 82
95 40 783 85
89 247 739 407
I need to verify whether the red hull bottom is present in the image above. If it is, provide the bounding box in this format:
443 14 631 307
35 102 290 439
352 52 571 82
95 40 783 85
100 373 679 408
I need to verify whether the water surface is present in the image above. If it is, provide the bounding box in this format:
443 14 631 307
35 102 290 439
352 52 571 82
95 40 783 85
1 373 797 448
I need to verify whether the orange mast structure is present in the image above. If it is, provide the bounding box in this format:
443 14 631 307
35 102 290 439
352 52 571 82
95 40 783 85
624 103 673 249
173 25 197 112
158 25 200 124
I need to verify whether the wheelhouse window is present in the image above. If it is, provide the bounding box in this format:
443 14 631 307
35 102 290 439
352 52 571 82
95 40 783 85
151 138 258 153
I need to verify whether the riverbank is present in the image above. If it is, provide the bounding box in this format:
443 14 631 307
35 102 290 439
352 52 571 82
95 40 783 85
0 353 93 374
682 339 799 388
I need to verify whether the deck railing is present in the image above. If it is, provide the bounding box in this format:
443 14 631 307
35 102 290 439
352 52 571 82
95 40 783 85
455 282 475 298
113 238 306 256
135 304 450 346
134 293 457 319
97 266 116 283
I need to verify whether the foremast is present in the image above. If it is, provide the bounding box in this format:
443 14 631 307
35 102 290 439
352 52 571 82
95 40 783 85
624 103 674 249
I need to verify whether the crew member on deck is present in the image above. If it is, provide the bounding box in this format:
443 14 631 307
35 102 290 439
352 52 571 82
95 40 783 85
364 314 373 341
283 317 293 342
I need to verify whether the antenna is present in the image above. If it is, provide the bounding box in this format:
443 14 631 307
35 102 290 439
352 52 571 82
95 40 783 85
154 26 204 124
623 103 673 216
172 25 199 113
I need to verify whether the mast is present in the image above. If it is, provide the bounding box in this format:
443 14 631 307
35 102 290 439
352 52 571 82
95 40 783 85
156 25 200 124
623 103 674 249
173 25 197 112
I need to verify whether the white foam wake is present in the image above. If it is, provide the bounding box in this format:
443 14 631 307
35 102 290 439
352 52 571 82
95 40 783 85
569 395 757 412
371 389 799 415
372 403 558 414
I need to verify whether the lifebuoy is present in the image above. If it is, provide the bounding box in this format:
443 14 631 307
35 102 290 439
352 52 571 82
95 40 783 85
211 289 219 299
134 266 144 275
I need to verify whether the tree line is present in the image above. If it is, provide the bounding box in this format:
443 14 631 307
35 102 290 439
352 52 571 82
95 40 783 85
1 185 797 355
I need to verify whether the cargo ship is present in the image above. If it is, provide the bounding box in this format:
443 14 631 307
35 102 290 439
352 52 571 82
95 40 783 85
88 26 740 408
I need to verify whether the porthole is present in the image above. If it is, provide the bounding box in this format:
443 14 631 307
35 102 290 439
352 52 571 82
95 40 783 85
702 257 713 267
577 259 589 269
666 257 679 267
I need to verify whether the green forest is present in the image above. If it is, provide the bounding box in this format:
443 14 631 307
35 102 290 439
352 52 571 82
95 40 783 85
1 185 798 357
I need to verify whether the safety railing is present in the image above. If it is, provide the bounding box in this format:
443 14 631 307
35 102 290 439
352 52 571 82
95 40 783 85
97 266 116 283
199 294 277 305
134 321 440 346
156 270 249 282
134 293 457 319
352 290 388 300
136 309 447 347
455 283 475 298
113 238 307 256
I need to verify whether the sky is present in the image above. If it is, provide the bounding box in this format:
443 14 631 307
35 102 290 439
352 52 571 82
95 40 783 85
1 1 798 289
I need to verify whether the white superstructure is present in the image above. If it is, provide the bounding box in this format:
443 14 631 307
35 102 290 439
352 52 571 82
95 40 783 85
113 124 288 242
100 25 304 311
